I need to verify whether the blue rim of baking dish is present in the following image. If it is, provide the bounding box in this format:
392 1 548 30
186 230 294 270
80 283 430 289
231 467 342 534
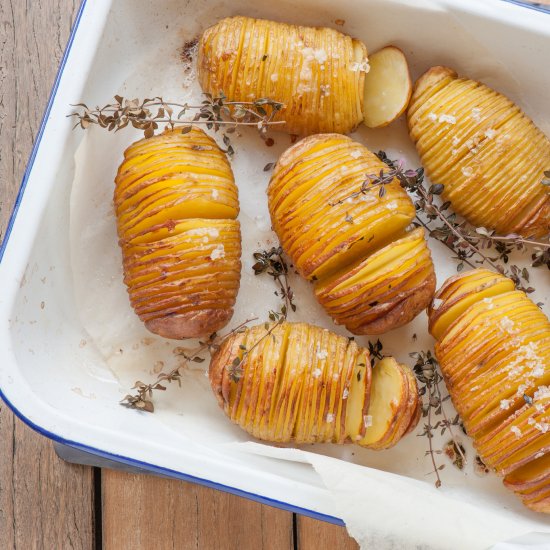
0 0 549 529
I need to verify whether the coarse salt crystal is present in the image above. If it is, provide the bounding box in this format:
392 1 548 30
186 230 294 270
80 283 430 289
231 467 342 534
499 317 515 332
535 422 550 433
535 451 546 459
461 166 473 177
326 413 335 423
484 129 496 139
313 48 328 64
452 136 460 146
270 73 278 82
528 417 536 425
483 298 495 310
342 388 349 400
470 385 480 392
211 189 219 200
333 373 340 382
439 114 456 124
350 60 370 73
316 349 328 360
312 368 322 379
209 244 225 260
500 399 511 410
535 386 550 401
364 415 373 428
350 150 362 159
427 112 438 122
511 426 522 437
471 107 482 122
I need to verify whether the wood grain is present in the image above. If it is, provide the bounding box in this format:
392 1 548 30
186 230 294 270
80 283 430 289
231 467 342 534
0 1 96 549
297 516 359 550
102 470 294 550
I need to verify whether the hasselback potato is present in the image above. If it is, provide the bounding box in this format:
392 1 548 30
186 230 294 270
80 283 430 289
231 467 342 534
114 128 241 339
428 268 550 513
198 16 367 135
408 66 550 237
268 134 436 335
209 321 420 448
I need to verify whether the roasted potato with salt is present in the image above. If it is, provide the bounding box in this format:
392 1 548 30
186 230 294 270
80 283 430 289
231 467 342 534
197 16 412 135
268 134 436 335
428 268 550 513
408 66 550 237
209 321 420 448
114 128 241 339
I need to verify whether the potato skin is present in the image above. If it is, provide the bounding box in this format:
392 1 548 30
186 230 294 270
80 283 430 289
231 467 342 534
268 134 435 335
209 321 419 448
198 16 367 136
114 128 241 339
429 269 550 513
408 66 550 238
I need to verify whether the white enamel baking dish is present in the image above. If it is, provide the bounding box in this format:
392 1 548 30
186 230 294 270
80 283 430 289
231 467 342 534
1 0 550 536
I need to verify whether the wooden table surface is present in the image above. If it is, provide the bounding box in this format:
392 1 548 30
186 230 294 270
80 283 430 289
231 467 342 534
1 1 549 549
0 1 359 548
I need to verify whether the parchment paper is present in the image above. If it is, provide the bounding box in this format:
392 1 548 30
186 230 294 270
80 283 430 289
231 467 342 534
69 2 550 548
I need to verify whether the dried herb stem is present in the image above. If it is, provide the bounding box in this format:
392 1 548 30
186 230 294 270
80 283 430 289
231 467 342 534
120 316 258 412
70 94 285 146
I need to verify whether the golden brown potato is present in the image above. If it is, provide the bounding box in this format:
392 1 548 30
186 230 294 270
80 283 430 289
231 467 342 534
268 133 436 335
408 66 550 237
428 268 550 513
114 128 241 339
209 321 420 448
198 16 367 136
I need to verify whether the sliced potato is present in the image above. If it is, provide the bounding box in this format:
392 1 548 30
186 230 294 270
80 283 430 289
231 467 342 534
268 134 435 334
114 128 241 338
362 46 412 128
359 357 408 449
430 268 550 514
209 321 418 448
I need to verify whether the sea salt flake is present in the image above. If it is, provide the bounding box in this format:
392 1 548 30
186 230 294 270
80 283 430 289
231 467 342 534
471 107 482 122
484 128 496 139
342 388 349 400
270 73 278 82
461 166 473 177
211 189 219 200
316 349 328 360
439 114 456 124
483 298 495 310
326 413 335 423
535 451 545 459
452 136 460 146
500 399 511 410
312 368 323 379
349 150 362 159
364 415 373 428
528 417 536 425
427 112 438 122
534 386 550 401
499 316 515 333
209 244 225 260
350 60 370 73
511 426 522 437
313 48 328 64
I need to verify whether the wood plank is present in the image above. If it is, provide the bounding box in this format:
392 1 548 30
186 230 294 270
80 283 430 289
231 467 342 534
297 516 359 550
102 470 294 550
0 1 95 548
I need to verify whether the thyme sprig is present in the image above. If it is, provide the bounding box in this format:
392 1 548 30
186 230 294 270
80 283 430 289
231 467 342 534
411 350 464 488
346 151 550 288
228 308 287 383
70 94 285 154
120 317 257 412
252 246 297 314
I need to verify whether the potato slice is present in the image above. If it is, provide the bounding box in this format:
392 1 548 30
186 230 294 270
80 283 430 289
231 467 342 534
358 357 408 449
362 46 412 128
